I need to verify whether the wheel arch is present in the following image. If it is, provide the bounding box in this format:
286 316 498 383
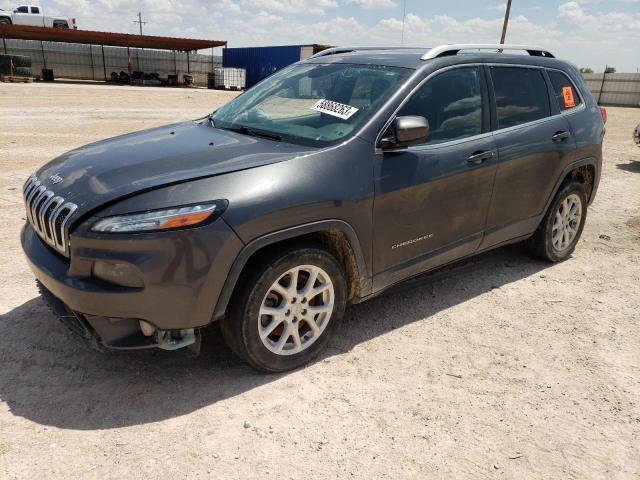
212 220 371 321
545 157 599 215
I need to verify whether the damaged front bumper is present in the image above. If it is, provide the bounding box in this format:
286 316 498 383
21 219 243 351
38 280 199 351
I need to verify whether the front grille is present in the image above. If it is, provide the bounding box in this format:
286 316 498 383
23 175 77 257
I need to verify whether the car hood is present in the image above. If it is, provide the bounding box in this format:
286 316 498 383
35 119 315 216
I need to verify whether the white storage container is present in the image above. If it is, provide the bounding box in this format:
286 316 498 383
213 67 246 90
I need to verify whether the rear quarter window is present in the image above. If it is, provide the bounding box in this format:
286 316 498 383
547 70 582 112
490 67 551 129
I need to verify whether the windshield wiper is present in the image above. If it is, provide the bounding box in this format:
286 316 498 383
220 125 282 142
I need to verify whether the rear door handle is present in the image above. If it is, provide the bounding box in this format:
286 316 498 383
467 150 494 164
552 131 571 142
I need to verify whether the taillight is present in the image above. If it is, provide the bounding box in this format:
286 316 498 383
599 106 607 124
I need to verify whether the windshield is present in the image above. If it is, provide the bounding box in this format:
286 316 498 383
211 63 412 147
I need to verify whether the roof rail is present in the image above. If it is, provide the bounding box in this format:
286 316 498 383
421 44 555 60
311 46 421 58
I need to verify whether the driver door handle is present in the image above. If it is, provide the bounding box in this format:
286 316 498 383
552 131 571 142
467 150 495 164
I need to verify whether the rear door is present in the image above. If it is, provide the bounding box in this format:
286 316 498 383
372 65 498 288
481 65 576 247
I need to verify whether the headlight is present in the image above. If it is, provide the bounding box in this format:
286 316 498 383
91 201 226 233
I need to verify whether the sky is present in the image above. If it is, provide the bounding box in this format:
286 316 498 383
4 0 639 71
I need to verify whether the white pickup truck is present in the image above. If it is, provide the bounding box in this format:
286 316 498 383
0 5 77 29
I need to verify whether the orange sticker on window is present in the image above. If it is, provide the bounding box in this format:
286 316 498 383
562 86 576 108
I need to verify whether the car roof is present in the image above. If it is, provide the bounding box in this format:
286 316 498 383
303 45 570 71
304 49 427 69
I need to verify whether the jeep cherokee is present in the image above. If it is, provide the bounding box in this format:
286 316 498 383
21 44 606 372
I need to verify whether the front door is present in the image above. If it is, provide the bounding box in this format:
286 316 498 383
373 66 497 290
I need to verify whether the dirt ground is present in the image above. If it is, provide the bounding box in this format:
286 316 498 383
0 82 638 479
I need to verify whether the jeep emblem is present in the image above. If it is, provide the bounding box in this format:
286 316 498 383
49 173 63 184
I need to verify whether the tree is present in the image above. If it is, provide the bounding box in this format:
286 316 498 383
604 67 616 74
580 67 594 74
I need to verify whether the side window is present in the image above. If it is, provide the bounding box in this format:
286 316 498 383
547 70 582 112
16 6 28 13
31 7 40 14
397 67 483 146
490 67 551 129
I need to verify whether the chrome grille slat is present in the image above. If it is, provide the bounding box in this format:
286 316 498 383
22 175 77 257
25 181 42 224
46 196 65 242
23 176 37 195
35 190 53 231
30 187 48 229
38 193 57 241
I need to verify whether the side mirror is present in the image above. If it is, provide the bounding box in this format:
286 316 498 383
380 116 429 150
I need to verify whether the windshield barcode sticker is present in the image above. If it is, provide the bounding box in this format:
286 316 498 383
310 99 359 120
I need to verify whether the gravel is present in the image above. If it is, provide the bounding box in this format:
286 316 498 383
0 82 638 479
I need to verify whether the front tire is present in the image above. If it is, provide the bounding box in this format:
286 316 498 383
221 246 347 372
526 180 587 262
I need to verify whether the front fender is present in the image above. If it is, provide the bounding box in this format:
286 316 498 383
211 219 371 320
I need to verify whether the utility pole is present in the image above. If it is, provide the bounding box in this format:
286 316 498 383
133 12 147 36
499 0 512 44
133 12 148 71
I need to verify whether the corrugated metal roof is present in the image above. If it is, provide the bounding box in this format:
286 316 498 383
0 24 226 51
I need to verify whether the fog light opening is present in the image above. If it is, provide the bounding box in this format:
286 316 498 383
157 329 196 351
139 320 156 336
92 260 144 288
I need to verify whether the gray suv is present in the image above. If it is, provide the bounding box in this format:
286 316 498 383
21 44 606 372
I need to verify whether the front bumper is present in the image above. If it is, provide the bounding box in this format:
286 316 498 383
21 219 243 349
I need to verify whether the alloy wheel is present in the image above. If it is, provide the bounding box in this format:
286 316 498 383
552 193 582 251
257 265 335 356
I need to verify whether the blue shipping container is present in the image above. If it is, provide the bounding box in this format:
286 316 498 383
223 45 304 88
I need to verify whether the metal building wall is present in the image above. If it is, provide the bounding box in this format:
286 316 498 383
223 45 303 88
582 72 640 107
3 39 222 86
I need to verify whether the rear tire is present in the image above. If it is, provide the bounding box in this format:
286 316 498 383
0 54 31 75
526 181 587 262
221 246 347 372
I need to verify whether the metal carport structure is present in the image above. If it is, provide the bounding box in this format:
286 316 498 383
0 24 227 81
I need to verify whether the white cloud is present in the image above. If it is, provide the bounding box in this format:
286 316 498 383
42 0 640 71
349 0 397 8
486 3 506 11
242 0 338 15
